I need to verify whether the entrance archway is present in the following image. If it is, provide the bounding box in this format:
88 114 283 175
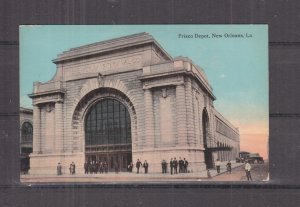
84 98 132 172
202 108 213 169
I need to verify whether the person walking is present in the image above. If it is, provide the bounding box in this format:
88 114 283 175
143 160 149 174
245 161 252 181
215 159 221 174
136 159 142 174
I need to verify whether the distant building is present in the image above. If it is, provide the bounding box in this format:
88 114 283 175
28 33 240 174
20 107 33 174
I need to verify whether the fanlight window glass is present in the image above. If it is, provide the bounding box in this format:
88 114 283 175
21 122 33 142
85 99 131 146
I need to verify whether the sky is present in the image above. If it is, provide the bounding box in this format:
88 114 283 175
20 25 268 159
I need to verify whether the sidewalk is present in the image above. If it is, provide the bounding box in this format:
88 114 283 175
21 162 244 183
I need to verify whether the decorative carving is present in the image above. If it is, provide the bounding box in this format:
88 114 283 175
162 88 167 98
97 72 104 87
46 103 54 113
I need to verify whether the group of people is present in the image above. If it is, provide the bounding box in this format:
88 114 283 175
167 157 189 174
132 157 189 174
215 159 253 181
84 161 109 174
214 159 232 174
56 159 253 181
56 161 76 175
134 159 149 174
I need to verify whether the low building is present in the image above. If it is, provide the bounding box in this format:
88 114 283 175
28 33 240 174
20 107 33 174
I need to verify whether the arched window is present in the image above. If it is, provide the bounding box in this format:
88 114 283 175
21 122 33 142
85 99 131 146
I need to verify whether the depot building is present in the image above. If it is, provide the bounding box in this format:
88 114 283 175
28 33 240 174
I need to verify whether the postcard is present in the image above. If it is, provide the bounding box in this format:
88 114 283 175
19 25 268 183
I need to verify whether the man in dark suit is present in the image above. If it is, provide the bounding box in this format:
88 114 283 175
170 158 173 175
143 160 149 174
57 162 62 175
136 159 142 174
183 158 189 173
161 160 167 173
179 157 183 173
173 157 178 174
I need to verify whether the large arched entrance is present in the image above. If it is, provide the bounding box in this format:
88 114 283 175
202 109 214 169
84 98 132 172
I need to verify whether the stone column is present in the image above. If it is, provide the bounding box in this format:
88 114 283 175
55 101 64 152
144 89 154 148
176 84 187 145
194 95 200 146
185 78 195 146
32 105 41 153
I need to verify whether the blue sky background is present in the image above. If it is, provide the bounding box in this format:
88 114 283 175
20 25 268 157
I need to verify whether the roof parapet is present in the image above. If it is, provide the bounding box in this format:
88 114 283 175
52 32 172 64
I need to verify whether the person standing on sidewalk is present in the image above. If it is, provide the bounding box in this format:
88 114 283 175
170 158 173 175
71 161 76 175
173 157 178 174
84 161 88 174
136 159 142 174
143 160 149 174
183 158 188 173
69 163 72 175
57 162 62 175
161 160 167 174
245 161 252 181
215 159 221 174
178 157 183 173
226 160 232 174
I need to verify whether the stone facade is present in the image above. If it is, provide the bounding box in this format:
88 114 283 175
29 33 240 175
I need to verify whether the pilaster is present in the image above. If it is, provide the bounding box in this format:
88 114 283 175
176 83 187 145
185 78 195 146
55 101 64 152
144 89 155 148
32 105 41 153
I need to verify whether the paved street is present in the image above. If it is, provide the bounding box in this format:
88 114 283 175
20 161 269 183
210 161 269 182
